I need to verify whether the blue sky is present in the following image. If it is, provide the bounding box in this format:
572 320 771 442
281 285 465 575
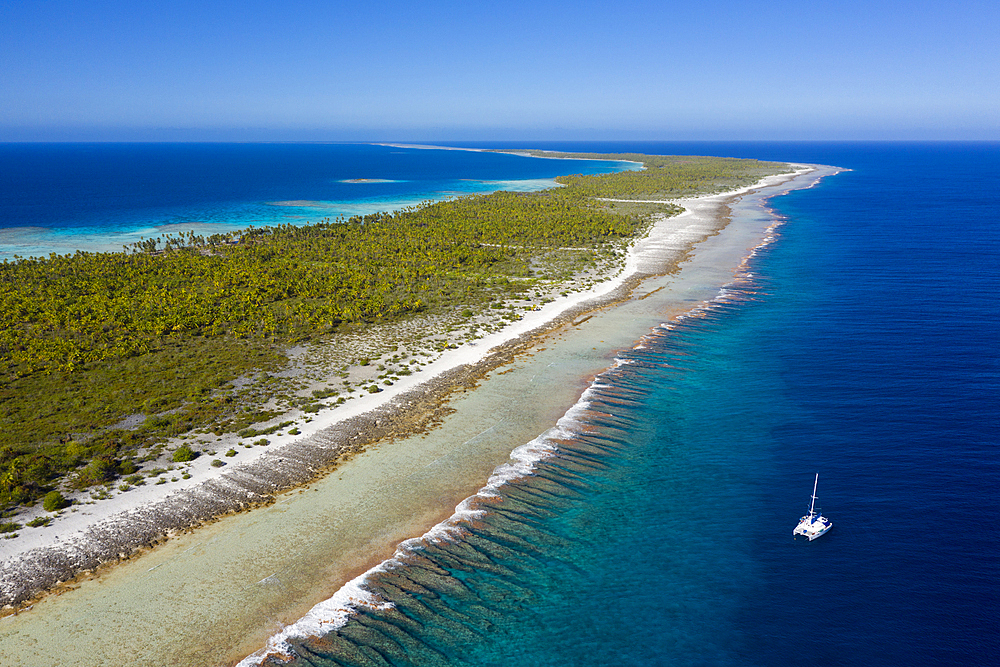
1 0 997 140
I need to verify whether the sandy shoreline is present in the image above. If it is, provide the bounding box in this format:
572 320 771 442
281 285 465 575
0 162 830 666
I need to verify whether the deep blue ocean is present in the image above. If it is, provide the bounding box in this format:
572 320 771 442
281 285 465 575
4 142 998 664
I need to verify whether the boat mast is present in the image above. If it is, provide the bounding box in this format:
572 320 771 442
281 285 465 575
809 473 819 518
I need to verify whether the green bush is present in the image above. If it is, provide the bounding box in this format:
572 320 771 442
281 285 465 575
225 449 237 457
74 458 114 488
0 521 21 534
147 415 172 429
310 388 338 399
172 444 198 462
210 459 225 468
42 490 69 512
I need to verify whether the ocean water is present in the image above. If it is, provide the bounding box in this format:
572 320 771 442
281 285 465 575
237 143 999 666
0 142 635 259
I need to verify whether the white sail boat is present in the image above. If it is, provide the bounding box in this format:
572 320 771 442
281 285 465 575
793 473 832 540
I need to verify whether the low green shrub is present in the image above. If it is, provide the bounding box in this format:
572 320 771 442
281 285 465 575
310 388 338 399
118 460 138 475
172 444 198 462
42 490 69 512
73 458 115 489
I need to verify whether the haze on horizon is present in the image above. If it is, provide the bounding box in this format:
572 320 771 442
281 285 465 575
1 0 997 142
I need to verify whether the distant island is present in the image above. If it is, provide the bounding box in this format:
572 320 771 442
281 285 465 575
339 178 399 183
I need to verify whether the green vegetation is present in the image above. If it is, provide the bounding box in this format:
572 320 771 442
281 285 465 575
42 490 69 512
171 444 198 463
236 420 294 439
508 151 788 199
0 152 789 512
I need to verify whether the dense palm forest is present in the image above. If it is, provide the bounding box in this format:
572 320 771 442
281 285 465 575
0 153 789 511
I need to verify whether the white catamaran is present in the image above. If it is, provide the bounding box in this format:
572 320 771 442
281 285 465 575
793 473 832 541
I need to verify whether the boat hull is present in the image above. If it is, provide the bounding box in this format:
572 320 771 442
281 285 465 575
793 516 832 541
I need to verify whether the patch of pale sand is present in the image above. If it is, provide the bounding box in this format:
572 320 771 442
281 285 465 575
0 165 813 594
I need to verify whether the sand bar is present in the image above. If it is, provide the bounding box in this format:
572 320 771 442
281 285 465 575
0 164 838 666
